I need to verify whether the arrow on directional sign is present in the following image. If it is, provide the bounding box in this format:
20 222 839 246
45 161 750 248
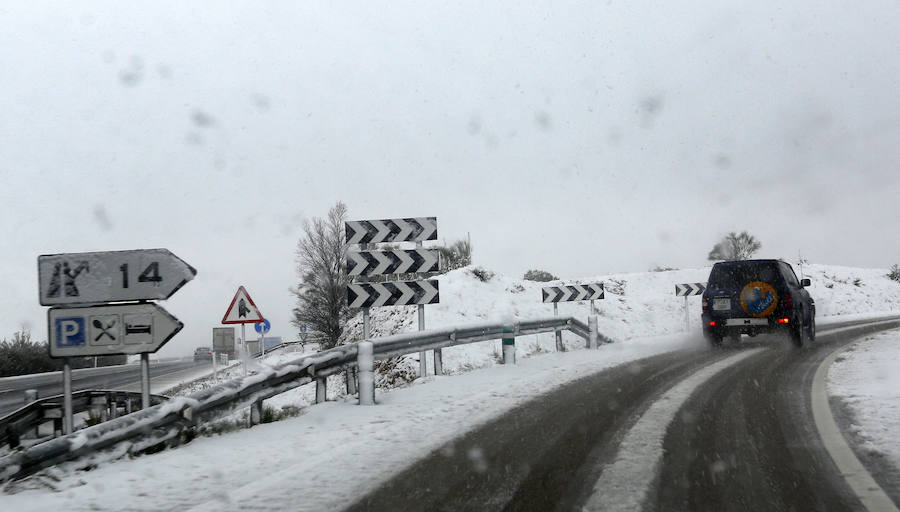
47 302 183 358
38 249 196 306
347 280 440 308
345 218 438 245
346 249 440 277
675 283 707 296
542 283 605 303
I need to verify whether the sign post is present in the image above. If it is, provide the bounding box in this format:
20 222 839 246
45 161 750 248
542 284 605 351
255 319 271 356
675 283 707 332
39 248 194 428
222 286 265 375
62 359 72 434
345 217 440 380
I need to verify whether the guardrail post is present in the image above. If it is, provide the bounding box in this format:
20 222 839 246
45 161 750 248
315 377 327 404
554 303 564 351
347 367 357 395
589 315 599 349
358 340 375 405
434 349 443 375
502 326 516 365
24 389 38 438
249 400 263 426
109 397 119 419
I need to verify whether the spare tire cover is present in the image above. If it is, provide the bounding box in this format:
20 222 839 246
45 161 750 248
740 281 778 317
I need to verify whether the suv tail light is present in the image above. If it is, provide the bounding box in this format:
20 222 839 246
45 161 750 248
702 297 709 312
783 293 793 310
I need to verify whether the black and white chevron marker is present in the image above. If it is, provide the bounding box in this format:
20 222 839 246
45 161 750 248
345 217 438 245
347 280 440 308
541 283 605 303
675 283 707 296
346 249 439 277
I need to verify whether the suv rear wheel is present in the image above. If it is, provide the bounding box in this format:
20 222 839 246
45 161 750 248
706 332 723 347
790 312 806 348
805 312 816 343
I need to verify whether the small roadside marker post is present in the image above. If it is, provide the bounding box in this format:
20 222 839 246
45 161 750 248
502 325 516 364
553 302 562 351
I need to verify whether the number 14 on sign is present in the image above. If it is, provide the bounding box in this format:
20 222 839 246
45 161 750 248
38 249 197 305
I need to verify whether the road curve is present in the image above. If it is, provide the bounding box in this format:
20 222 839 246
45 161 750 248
346 318 900 511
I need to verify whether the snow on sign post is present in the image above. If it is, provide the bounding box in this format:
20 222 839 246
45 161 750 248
37 248 195 434
221 286 265 375
345 217 440 388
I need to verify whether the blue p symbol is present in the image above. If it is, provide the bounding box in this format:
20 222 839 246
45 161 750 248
56 317 85 347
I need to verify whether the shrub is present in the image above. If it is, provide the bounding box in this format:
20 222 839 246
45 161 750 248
523 269 558 282
468 266 495 282
888 264 900 282
436 238 472 272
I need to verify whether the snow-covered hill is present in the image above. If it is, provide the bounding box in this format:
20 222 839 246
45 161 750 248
336 263 900 381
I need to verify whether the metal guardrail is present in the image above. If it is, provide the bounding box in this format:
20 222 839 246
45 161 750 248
0 315 603 482
1 390 168 449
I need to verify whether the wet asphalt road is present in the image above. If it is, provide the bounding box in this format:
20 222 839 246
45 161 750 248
0 359 205 416
347 318 900 512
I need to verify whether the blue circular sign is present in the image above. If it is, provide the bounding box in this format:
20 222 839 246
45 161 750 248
254 319 270 334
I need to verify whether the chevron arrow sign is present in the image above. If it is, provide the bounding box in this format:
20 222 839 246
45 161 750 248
348 280 440 308
345 217 437 245
346 249 439 277
541 283 604 303
675 283 707 296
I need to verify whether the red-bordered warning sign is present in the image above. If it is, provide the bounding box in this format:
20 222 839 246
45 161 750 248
222 286 265 324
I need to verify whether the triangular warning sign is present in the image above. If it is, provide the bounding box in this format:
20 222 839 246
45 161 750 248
222 286 265 324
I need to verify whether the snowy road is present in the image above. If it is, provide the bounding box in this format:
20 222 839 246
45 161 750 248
0 359 212 416
350 319 900 511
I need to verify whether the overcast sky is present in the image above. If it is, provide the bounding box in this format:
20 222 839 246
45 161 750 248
2 1 899 355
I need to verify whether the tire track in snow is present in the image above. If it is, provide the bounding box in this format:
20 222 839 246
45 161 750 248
583 348 765 512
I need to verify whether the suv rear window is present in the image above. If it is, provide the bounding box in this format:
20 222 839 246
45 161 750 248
708 261 781 288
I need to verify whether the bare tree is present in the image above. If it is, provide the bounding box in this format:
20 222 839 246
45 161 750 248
290 202 351 349
708 231 762 261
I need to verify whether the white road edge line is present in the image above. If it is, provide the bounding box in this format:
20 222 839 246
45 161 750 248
812 340 899 512
584 347 765 512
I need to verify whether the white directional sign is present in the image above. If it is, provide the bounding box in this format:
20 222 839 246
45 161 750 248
47 303 183 357
346 249 439 277
542 284 605 303
345 218 437 245
38 249 196 305
675 283 707 296
222 286 265 324
347 280 440 308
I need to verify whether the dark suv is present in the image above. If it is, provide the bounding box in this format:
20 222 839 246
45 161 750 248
701 259 815 347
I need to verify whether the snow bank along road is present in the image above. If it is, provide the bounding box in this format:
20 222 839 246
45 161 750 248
350 318 900 512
